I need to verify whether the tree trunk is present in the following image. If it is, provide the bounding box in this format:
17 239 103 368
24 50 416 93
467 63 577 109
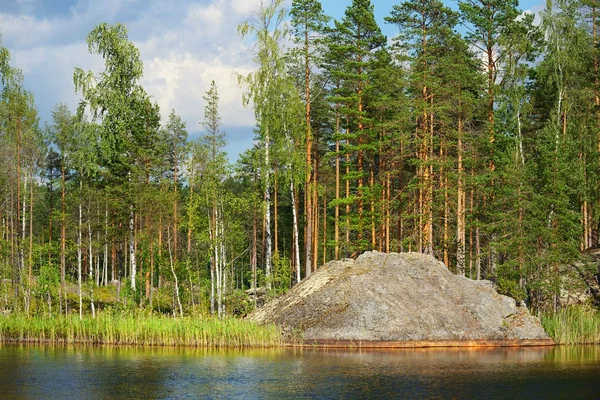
173 155 178 265
251 207 257 294
476 226 481 281
104 205 108 286
323 192 327 266
219 204 226 317
168 226 183 318
312 160 318 272
457 111 466 276
370 168 376 249
210 209 215 316
274 170 278 255
291 181 301 284
345 126 350 257
15 118 21 312
78 179 83 320
158 212 163 288
129 204 136 292
304 24 313 281
264 128 272 289
594 4 600 249
386 172 391 253
335 105 340 260
149 240 154 307
188 179 193 254
442 145 449 268
27 170 33 315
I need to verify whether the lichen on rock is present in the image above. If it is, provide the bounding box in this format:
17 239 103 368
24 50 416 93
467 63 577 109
249 251 552 346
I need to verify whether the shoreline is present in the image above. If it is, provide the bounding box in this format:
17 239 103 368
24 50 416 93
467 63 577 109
289 339 556 349
0 307 598 348
0 337 557 348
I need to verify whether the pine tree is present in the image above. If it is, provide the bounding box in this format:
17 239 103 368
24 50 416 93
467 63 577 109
290 0 330 278
386 0 458 255
328 0 386 253
458 0 522 274
48 103 75 314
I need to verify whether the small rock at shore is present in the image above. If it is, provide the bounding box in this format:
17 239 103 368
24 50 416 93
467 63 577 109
249 251 551 344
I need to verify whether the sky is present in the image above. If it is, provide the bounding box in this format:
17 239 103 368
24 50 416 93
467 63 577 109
0 0 545 162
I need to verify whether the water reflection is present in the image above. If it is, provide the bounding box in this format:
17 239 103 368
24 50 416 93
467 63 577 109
0 345 599 399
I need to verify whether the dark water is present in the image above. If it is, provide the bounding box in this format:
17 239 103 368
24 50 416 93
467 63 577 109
1 345 599 399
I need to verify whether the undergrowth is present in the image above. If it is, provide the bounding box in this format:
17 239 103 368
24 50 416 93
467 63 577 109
0 311 282 348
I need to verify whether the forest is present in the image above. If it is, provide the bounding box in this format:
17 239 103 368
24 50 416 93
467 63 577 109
0 0 599 321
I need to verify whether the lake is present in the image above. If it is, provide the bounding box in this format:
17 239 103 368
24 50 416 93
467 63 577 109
0 344 599 399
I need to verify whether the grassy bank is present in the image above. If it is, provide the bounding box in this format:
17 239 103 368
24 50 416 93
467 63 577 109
541 307 600 345
0 312 282 347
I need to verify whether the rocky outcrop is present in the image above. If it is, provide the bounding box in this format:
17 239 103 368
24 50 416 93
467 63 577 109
249 251 553 347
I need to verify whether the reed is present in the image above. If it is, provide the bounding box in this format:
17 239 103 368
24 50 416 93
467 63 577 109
541 306 600 345
0 312 282 348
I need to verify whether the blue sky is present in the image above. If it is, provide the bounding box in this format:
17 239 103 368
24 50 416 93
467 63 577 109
0 0 545 162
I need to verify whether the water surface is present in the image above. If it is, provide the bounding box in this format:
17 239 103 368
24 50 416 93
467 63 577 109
1 344 599 399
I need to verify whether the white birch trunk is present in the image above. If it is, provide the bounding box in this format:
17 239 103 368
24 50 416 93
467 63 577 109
103 245 108 287
209 210 215 316
88 219 93 281
104 205 108 286
213 208 221 318
219 204 226 317
130 206 136 292
168 227 183 317
78 180 83 320
264 129 272 290
290 181 301 284
21 175 27 277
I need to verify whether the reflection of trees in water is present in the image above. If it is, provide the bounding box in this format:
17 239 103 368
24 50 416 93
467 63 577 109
0 345 599 399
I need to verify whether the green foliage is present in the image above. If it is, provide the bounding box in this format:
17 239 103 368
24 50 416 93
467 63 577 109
34 262 60 313
542 306 600 344
227 289 254 317
3 0 600 326
74 22 161 180
0 311 282 347
271 252 292 295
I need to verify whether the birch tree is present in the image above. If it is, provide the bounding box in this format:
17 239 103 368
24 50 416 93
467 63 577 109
200 81 229 317
74 23 160 293
238 0 298 289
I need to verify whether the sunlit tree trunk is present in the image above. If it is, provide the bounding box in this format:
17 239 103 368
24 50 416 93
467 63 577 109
274 170 278 255
78 178 83 320
264 128 272 289
168 226 183 317
457 110 466 276
291 181 301 284
129 204 136 292
27 170 33 315
334 104 340 260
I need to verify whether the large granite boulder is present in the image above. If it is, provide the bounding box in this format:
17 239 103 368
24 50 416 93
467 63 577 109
249 251 553 346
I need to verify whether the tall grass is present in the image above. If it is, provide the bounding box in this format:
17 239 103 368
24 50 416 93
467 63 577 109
541 306 600 345
0 312 282 348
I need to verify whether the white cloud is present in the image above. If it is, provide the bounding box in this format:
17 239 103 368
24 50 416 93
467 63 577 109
0 14 55 47
1 0 264 159
185 2 224 33
230 0 263 17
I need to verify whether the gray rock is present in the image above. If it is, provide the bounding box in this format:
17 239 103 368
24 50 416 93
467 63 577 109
249 251 551 344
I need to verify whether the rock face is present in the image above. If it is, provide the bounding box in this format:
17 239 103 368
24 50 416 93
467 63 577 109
249 251 552 346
